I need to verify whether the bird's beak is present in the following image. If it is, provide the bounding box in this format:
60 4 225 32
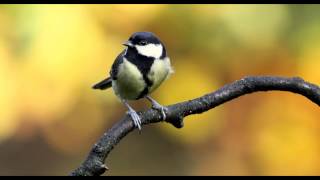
122 41 133 47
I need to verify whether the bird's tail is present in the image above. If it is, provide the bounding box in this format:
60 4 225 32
92 77 112 90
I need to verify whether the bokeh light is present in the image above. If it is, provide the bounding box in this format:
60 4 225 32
0 4 319 175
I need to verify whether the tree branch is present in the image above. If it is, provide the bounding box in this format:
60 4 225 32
70 76 320 176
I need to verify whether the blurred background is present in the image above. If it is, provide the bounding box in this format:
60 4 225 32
0 4 319 176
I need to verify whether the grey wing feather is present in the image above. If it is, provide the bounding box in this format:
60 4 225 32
110 50 125 80
92 77 112 90
92 50 125 90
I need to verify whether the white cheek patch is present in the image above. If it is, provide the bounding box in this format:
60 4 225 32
135 44 163 58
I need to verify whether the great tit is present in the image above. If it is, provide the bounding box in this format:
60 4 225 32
93 32 174 130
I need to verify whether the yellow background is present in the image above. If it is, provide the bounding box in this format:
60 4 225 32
0 4 319 175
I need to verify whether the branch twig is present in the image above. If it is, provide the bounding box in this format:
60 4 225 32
70 76 320 176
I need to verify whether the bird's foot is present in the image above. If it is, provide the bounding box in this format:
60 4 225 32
126 109 142 131
150 100 168 121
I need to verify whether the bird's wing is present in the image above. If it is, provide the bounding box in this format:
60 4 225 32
92 50 126 90
92 77 112 90
110 50 126 80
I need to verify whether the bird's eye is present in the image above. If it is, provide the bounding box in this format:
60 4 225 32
139 41 147 46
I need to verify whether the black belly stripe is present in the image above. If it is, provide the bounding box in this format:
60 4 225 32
137 87 149 100
124 47 156 100
143 74 153 87
136 75 153 99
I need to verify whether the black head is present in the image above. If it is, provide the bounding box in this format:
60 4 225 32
126 32 162 46
123 32 166 59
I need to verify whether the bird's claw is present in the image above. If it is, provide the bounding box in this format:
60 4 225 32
127 110 142 130
151 103 168 121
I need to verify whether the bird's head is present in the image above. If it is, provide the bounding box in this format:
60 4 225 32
123 32 165 59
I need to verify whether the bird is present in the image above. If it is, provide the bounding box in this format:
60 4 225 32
92 32 174 131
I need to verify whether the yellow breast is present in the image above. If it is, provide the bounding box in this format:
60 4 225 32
112 57 173 100
112 58 146 100
148 57 173 93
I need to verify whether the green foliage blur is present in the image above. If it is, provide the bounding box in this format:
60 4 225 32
0 4 319 175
